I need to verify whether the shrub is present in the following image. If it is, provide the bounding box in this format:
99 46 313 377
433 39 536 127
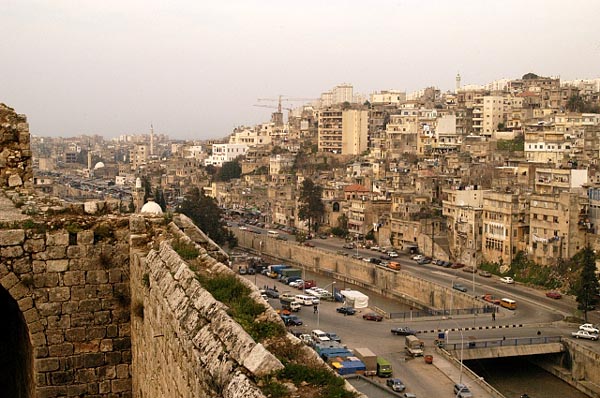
133 301 144 319
142 273 150 288
172 239 199 260
278 363 357 398
94 224 114 243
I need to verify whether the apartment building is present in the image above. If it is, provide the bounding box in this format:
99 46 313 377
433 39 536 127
528 191 588 266
442 186 486 267
269 154 294 176
534 168 587 194
318 108 368 155
130 144 149 170
524 129 571 165
204 143 248 167
481 190 529 266
482 95 508 134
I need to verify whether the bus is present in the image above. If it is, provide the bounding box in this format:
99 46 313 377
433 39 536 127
376 357 393 377
267 230 279 238
500 298 517 310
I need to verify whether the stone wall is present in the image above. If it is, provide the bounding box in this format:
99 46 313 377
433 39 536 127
0 219 132 397
0 103 32 188
235 230 484 312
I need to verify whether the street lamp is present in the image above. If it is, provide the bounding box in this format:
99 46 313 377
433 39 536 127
446 324 465 385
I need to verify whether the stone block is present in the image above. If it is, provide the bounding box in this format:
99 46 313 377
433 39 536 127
94 310 111 325
79 298 101 312
99 380 111 394
38 302 62 317
34 273 59 288
48 342 74 357
71 312 94 327
34 345 49 359
47 259 69 273
8 174 22 186
45 245 67 260
75 368 97 384
77 230 94 245
1 245 24 257
33 260 46 273
48 286 71 302
84 201 98 214
113 337 131 351
36 358 60 372
0 272 19 290
63 271 85 286
111 379 131 393
65 327 86 342
100 339 113 352
104 352 121 365
61 301 78 315
66 245 81 258
242 343 284 377
17 296 33 311
74 340 100 353
0 229 25 245
46 232 69 246
106 325 118 338
9 281 30 300
50 370 74 385
108 269 123 283
47 315 70 330
82 352 104 368
24 238 45 253
116 364 129 379
46 330 65 345
37 386 67 398
86 270 108 284
66 384 88 397
23 307 40 323
12 257 31 274
97 365 116 380
87 326 107 340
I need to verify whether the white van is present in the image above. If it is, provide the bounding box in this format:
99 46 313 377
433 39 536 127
295 294 315 306
267 230 279 238
311 329 331 343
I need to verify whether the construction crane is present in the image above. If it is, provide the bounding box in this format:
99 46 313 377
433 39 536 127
257 95 317 113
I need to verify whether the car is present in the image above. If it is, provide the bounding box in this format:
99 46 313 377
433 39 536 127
453 383 473 398
370 245 381 251
238 267 247 275
500 276 515 284
303 242 315 247
451 262 465 269
462 266 477 273
390 327 417 336
417 257 431 264
362 257 373 263
386 378 406 392
481 294 501 305
289 280 304 288
452 283 468 292
479 270 492 278
275 236 288 241
276 308 292 316
362 312 383 322
571 330 599 340
264 289 279 299
336 306 357 315
326 332 341 343
343 242 355 249
281 315 303 326
370 258 382 265
318 234 328 239
239 226 248 230
546 291 562 299
579 323 600 333
412 254 424 261
247 268 256 275
402 394 417 398
387 251 399 258
351 254 362 260
380 254 392 260
299 334 313 345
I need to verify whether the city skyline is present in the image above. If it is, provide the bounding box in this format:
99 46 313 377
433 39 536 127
2 0 600 139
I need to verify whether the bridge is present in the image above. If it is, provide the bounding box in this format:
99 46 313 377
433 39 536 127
444 336 564 360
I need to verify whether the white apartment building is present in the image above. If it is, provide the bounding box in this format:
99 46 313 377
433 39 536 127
320 84 354 107
483 96 508 134
318 108 368 155
204 143 249 167
228 127 272 146
370 90 407 105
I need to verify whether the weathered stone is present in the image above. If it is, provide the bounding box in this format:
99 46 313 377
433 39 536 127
48 287 71 302
46 232 69 246
111 379 131 393
97 365 116 379
77 230 94 245
34 273 59 287
84 201 98 214
17 296 34 311
63 271 85 286
100 339 113 352
45 245 67 259
36 358 60 372
82 352 104 368
32 260 46 273
71 312 94 327
75 368 97 384
65 327 87 342
46 330 65 345
0 271 19 290
9 281 30 300
116 364 129 379
47 259 69 273
47 314 70 330
48 343 74 357
24 238 46 253
23 307 40 323
8 173 23 186
1 245 24 257
0 228 25 245
86 270 108 284
12 257 32 273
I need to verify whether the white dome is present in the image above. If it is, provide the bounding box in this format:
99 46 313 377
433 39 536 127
140 200 163 215
94 161 105 170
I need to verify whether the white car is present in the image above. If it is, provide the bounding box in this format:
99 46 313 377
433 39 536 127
572 330 599 340
388 251 399 258
411 254 424 261
499 276 514 284
289 280 304 288
579 323 600 333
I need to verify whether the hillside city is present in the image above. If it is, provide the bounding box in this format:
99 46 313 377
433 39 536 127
29 72 600 293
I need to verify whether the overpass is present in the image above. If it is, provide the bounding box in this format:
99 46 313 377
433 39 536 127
444 336 564 360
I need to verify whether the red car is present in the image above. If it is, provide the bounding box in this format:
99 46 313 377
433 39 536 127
362 312 383 322
546 291 562 299
451 263 465 269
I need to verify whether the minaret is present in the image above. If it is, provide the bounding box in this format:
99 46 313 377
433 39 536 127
150 124 154 156
455 73 461 93
133 177 144 213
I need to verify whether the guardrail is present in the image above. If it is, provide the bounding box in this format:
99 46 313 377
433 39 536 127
389 305 496 320
445 335 562 351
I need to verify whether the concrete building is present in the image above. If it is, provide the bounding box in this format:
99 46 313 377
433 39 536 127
482 95 508 134
204 143 248 167
318 108 368 155
534 168 587 194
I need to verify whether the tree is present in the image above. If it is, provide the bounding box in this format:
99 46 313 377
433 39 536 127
141 176 152 203
574 245 600 322
331 214 349 238
217 160 242 182
153 188 167 211
298 179 325 233
177 187 230 245
567 95 586 112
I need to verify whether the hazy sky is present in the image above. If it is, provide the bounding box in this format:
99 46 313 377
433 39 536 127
2 0 600 140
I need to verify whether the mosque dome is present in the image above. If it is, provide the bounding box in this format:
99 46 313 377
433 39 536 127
93 161 105 170
140 200 163 215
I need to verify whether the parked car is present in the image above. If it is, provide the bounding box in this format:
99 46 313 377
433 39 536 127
451 262 465 269
390 327 417 336
264 289 279 299
500 276 515 284
454 383 473 398
571 330 599 340
238 267 248 275
380 254 392 260
387 251 399 258
579 323 600 333
303 242 315 247
247 267 256 275
402 394 417 398
281 315 303 326
412 254 424 261
545 291 562 299
386 378 406 392
479 270 492 278
462 266 477 273
336 306 357 315
362 312 383 322
326 332 341 343
343 242 355 249
452 283 468 292
417 257 431 264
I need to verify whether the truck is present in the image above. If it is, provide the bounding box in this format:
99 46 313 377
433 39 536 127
353 347 377 376
280 268 302 278
376 357 393 377
268 264 290 275
405 335 424 357
280 296 301 312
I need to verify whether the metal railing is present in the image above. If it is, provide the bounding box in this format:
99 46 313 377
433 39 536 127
389 305 496 320
445 335 562 351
